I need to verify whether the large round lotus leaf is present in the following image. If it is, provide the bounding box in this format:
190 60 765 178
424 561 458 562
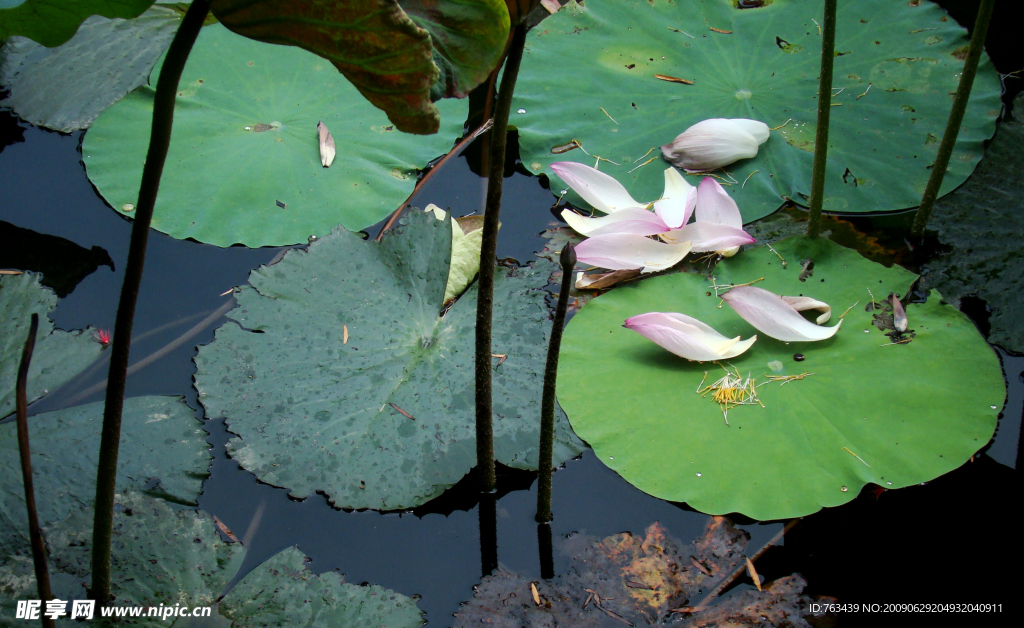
220 546 424 627
0 272 102 418
0 395 209 555
558 236 1002 520
0 0 155 47
83 23 466 248
923 95 1024 354
194 211 584 510
514 0 1001 221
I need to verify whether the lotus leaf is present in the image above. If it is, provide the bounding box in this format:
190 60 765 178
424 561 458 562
194 211 584 510
514 0 1001 221
83 23 467 248
558 236 1002 520
0 272 101 418
0 0 155 47
923 95 1024 354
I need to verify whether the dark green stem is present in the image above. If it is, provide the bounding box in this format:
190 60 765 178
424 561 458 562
537 522 554 580
478 492 498 577
474 22 528 493
536 243 575 523
16 314 54 628
806 0 837 238
910 0 995 237
89 0 211 605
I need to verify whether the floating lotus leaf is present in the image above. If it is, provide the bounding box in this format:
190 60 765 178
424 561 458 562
0 272 102 418
0 5 184 132
923 95 1024 354
83 23 466 248
0 395 209 555
194 211 584 510
515 0 1001 221
0 0 155 47
558 236 1003 520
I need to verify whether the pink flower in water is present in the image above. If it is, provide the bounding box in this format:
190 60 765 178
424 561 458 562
92 329 111 346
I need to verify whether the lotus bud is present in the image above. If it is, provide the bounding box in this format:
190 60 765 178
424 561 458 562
661 118 770 172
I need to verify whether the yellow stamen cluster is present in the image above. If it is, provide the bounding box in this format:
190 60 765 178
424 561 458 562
697 367 763 425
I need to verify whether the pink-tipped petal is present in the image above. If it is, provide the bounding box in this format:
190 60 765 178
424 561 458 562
551 161 644 213
891 294 908 332
653 167 696 229
662 222 755 252
575 234 691 273
561 207 669 237
624 312 756 362
722 286 842 342
695 177 744 228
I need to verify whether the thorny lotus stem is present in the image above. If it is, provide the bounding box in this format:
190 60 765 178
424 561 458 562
90 0 211 605
537 522 554 580
536 243 576 523
475 22 528 493
16 314 55 628
806 0 837 238
478 491 498 577
910 0 995 237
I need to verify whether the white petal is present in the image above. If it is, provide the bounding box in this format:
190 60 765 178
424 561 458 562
780 296 832 325
660 118 758 172
317 120 336 167
653 167 697 229
561 207 669 237
663 222 755 253
722 286 842 342
728 118 770 145
624 312 756 362
695 177 744 228
551 161 645 213
575 234 691 273
575 269 640 290
891 294 908 332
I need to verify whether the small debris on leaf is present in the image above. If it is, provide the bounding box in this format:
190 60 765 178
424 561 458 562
317 120 336 167
654 74 695 85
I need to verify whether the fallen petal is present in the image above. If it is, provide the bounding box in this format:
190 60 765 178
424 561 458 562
561 207 669 237
661 222 755 253
722 286 842 342
624 312 756 362
575 234 691 273
781 296 832 324
575 268 641 290
728 118 771 145
551 161 645 213
653 167 697 229
317 120 336 168
891 293 908 332
695 177 744 228
660 118 759 172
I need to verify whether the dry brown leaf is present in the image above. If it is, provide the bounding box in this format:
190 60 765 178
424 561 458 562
530 582 541 605
213 515 240 543
745 557 761 592
317 120 336 167
342 323 349 344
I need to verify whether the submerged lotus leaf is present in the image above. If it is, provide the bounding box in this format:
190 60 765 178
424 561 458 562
0 395 209 555
83 23 466 248
0 273 102 418
922 96 1024 354
219 546 424 627
558 236 1002 520
515 0 1001 221
194 211 584 510
0 5 183 132
0 0 155 47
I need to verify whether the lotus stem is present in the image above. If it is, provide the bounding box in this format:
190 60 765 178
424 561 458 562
807 0 837 238
537 522 554 580
478 491 498 577
536 243 576 523
16 314 55 628
910 0 995 237
89 0 211 605
475 22 528 493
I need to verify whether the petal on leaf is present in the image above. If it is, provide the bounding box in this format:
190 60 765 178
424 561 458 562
780 295 832 324
561 207 669 237
624 312 756 362
575 234 691 274
653 167 697 229
695 177 744 228
551 161 645 214
722 286 842 342
661 222 755 253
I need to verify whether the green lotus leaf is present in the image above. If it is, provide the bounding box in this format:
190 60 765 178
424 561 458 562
210 0 509 135
558 236 1003 520
0 273 102 418
0 0 155 47
514 0 1001 221
194 211 584 510
922 95 1024 354
0 5 183 132
220 546 424 627
83 23 466 248
0 395 209 555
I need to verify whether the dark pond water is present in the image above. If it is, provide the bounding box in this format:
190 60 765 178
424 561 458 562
2 0 1022 624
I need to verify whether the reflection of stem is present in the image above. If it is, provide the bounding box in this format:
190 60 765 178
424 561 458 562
475 23 528 493
537 522 554 580
90 0 211 606
478 492 498 577
806 0 837 237
16 314 55 628
911 0 995 237
536 244 575 523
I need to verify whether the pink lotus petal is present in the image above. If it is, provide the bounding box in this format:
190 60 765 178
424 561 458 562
624 312 756 362
722 286 842 342
551 161 645 214
575 234 691 273
561 207 669 237
695 177 743 229
661 222 755 253
780 296 832 324
652 167 697 229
